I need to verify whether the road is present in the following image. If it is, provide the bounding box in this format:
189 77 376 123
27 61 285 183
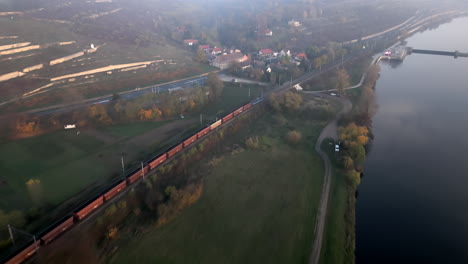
218 73 268 85
22 74 209 116
309 96 352 264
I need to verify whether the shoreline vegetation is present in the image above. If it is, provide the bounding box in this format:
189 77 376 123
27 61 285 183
320 63 381 264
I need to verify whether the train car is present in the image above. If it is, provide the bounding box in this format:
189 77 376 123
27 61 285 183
149 153 167 170
210 120 222 130
75 196 104 220
127 170 143 184
243 102 252 111
222 113 234 123
40 216 74 245
5 241 40 264
233 106 244 116
167 143 183 158
183 134 198 148
103 180 127 201
197 126 210 138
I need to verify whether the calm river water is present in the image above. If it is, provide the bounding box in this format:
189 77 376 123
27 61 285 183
356 17 468 263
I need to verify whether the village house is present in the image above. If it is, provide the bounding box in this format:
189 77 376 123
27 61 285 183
198 45 210 51
259 48 273 58
210 47 222 55
288 20 301 27
279 49 291 57
211 52 249 70
262 29 273 36
295 53 307 61
183 39 198 46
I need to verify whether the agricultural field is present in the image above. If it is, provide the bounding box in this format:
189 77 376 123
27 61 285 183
0 0 212 112
0 83 262 236
110 109 329 264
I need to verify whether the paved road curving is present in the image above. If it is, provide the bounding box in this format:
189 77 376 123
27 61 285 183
309 97 352 264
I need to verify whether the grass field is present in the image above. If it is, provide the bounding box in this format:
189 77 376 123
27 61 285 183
200 83 264 118
110 112 327 264
320 169 348 264
0 83 258 215
319 139 353 264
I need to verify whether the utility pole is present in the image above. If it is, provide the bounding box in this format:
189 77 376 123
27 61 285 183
7 224 14 246
7 225 38 250
248 87 251 98
121 156 125 178
141 162 145 180
200 113 203 126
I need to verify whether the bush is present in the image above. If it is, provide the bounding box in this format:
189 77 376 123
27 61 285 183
245 136 260 149
286 130 302 144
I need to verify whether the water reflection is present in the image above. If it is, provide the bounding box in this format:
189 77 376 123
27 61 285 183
356 17 468 264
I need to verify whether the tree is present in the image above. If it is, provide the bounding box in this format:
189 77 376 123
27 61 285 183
320 54 328 65
206 73 224 100
306 45 320 60
336 68 350 95
227 61 241 75
195 49 208 64
268 92 283 112
314 57 322 70
269 71 277 85
346 169 361 186
343 156 354 170
286 130 302 144
253 68 264 81
349 144 366 166
245 136 260 149
283 91 303 112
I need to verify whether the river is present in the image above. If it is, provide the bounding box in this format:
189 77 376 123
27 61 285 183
356 17 468 263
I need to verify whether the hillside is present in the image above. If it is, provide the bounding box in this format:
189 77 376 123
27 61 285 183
0 0 422 112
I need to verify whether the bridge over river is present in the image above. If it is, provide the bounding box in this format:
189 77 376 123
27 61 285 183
380 45 468 61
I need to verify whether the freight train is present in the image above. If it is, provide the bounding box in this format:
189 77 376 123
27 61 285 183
4 97 264 264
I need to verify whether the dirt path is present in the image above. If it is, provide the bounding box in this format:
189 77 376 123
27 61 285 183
309 97 352 264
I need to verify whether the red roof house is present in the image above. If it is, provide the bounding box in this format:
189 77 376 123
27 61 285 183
183 39 198 46
295 53 308 60
259 49 273 55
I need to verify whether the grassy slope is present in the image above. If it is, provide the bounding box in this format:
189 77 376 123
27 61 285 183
320 169 348 264
111 114 326 264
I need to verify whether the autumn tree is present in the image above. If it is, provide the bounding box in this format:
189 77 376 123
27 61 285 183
343 156 354 170
268 92 283 112
206 72 224 100
283 91 303 112
195 49 208 63
87 105 112 125
314 57 322 71
245 136 260 149
336 68 350 95
286 130 302 144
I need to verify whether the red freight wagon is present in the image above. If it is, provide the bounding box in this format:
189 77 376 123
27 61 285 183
41 217 74 244
243 102 252 111
167 143 183 157
183 134 198 148
5 241 40 264
233 107 244 116
128 171 142 184
75 197 104 220
149 153 167 170
197 127 210 138
222 113 234 123
103 181 127 201
210 120 222 130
